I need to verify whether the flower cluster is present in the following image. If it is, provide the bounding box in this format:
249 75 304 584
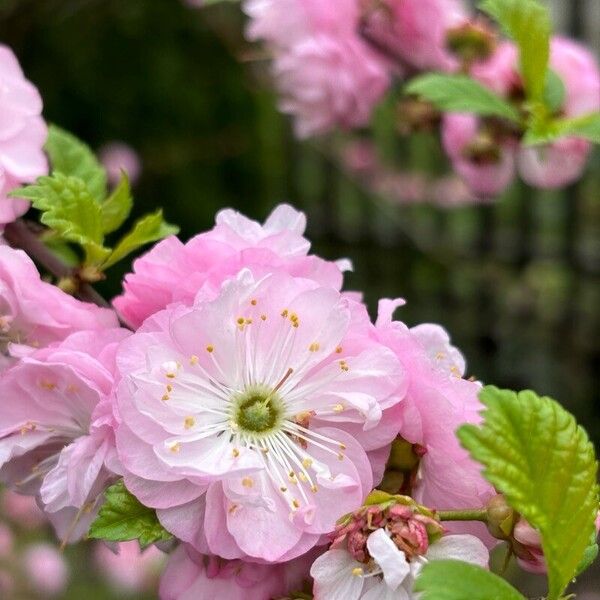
0 202 503 598
0 34 597 600
241 0 600 199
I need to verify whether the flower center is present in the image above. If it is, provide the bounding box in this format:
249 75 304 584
232 385 284 434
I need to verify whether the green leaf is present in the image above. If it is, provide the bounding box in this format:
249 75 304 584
364 490 394 506
480 0 551 102
414 559 526 600
102 209 178 269
554 113 600 144
45 125 107 201
543 70 566 115
14 174 110 265
100 172 133 234
523 112 600 146
458 386 599 600
88 480 172 549
576 540 598 577
405 74 521 123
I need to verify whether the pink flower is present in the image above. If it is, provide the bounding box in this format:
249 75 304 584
23 543 69 596
373 0 469 72
99 141 142 187
373 300 495 542
243 0 360 50
0 45 48 226
114 204 348 329
0 328 129 542
94 540 165 593
243 0 389 137
0 246 118 368
159 545 315 600
115 269 403 562
449 38 600 196
441 112 517 199
273 34 389 138
518 38 600 189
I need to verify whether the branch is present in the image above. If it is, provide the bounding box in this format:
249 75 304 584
4 219 111 309
436 508 489 522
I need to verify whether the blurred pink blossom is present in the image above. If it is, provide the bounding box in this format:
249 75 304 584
99 141 142 187
445 37 600 196
23 543 69 596
368 0 469 72
244 0 389 137
0 45 48 226
274 34 390 138
442 113 518 199
1 490 46 528
518 37 600 189
94 540 165 593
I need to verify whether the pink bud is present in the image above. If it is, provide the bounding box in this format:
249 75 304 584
23 543 69 596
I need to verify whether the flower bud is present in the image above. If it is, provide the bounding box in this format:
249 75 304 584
511 519 546 574
446 19 497 66
485 494 516 541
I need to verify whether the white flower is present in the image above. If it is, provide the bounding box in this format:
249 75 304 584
310 532 489 600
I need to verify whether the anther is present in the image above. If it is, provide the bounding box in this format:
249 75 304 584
184 416 195 429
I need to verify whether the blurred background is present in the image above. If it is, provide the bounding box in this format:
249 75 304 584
0 0 598 598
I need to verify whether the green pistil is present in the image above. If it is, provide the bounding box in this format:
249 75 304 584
232 385 284 434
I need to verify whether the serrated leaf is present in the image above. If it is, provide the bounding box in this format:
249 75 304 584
458 386 599 600
88 480 172 549
480 0 551 102
45 125 107 201
13 174 110 265
102 209 178 269
101 172 133 234
414 559 526 600
405 74 521 123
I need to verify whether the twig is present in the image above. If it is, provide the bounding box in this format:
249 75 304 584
4 219 111 310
